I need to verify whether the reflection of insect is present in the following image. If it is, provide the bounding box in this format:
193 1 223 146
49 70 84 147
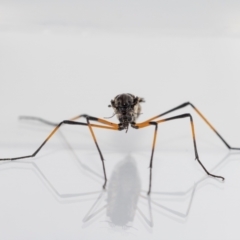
83 156 145 228
0 93 239 194
106 156 141 227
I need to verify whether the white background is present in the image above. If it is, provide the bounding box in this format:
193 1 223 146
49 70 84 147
0 1 240 239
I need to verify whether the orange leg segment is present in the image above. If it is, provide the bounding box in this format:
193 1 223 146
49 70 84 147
135 113 224 195
1 115 120 189
137 102 240 150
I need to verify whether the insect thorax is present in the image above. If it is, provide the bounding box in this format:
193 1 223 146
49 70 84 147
110 93 144 126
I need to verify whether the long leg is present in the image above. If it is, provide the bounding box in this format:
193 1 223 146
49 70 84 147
19 114 119 128
135 113 224 195
0 118 120 188
140 102 240 150
19 116 58 126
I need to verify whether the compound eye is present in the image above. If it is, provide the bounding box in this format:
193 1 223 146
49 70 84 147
116 106 122 111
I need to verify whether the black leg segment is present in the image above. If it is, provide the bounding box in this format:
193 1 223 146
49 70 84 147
0 117 119 189
145 102 240 150
136 113 224 195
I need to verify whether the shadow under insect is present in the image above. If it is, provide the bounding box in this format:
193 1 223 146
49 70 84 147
106 156 141 226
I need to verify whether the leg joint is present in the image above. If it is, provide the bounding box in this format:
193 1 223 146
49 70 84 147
149 121 158 129
166 113 193 122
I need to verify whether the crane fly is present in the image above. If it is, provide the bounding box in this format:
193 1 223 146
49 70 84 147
1 93 239 194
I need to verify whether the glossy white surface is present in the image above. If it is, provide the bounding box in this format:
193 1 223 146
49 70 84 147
1 1 240 239
0 123 240 240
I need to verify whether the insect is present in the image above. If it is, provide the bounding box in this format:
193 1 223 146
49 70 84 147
0 93 239 194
